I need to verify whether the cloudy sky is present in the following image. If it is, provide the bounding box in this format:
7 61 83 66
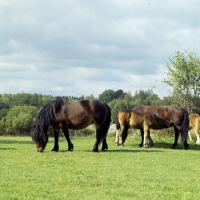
1 0 200 98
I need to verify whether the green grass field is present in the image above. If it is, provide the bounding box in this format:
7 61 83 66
0 135 200 200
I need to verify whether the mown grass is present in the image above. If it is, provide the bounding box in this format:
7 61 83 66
0 135 200 200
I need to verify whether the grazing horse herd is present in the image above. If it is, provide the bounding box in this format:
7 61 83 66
31 99 200 152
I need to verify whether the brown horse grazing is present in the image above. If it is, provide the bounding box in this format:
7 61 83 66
132 105 189 149
31 99 111 152
188 113 200 145
115 110 171 147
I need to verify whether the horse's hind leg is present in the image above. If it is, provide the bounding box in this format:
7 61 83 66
139 129 144 147
51 129 59 151
171 126 179 149
101 136 108 151
92 132 101 152
148 130 154 147
100 110 110 151
93 123 109 152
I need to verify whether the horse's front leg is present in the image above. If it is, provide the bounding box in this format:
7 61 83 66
115 127 125 146
115 129 120 146
51 129 59 151
62 126 74 151
143 128 149 148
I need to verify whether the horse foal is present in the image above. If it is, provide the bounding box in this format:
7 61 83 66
115 110 170 147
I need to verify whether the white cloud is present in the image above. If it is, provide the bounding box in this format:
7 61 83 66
0 0 199 98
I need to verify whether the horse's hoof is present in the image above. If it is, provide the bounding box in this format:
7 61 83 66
92 149 98 152
51 148 59 152
183 145 189 150
170 145 177 149
38 148 44 152
149 143 154 147
67 149 73 151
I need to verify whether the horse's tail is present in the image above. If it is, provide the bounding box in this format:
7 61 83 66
180 108 189 149
100 104 111 150
115 112 120 130
101 104 111 137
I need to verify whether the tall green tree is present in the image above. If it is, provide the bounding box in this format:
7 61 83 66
163 51 200 113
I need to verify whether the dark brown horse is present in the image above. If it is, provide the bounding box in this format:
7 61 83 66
132 105 189 149
115 110 171 147
31 99 111 152
188 113 200 145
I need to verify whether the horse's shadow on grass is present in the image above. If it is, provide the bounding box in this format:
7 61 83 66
55 141 200 153
186 143 200 151
107 149 163 153
57 149 163 153
0 148 17 150
0 139 33 145
130 141 200 151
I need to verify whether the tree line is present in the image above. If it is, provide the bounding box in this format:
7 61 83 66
0 51 199 136
0 89 170 136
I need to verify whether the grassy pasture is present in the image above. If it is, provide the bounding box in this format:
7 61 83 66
0 135 200 200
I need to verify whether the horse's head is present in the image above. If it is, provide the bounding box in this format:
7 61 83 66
152 114 172 129
31 124 48 152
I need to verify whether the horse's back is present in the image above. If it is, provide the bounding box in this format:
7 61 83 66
59 99 109 129
117 110 147 128
133 105 183 124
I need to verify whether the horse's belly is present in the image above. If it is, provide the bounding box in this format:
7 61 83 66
68 114 93 130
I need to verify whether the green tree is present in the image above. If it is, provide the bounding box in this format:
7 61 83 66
115 89 125 99
4 106 38 135
98 89 116 103
108 99 131 121
163 51 200 113
84 94 96 100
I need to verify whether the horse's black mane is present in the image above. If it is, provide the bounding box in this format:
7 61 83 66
31 98 64 142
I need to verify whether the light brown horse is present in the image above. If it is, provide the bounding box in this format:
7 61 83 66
188 113 200 145
115 109 171 147
31 99 111 152
132 105 189 149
